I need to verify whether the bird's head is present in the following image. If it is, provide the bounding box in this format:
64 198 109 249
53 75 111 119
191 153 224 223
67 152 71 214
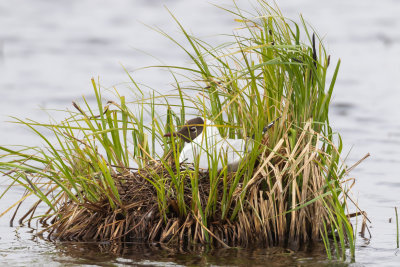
164 117 204 143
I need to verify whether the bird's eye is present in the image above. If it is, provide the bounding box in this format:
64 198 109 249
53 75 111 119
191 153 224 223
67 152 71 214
190 126 197 132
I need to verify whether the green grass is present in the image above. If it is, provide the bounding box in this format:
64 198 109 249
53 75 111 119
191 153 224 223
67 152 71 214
0 0 360 261
396 207 399 249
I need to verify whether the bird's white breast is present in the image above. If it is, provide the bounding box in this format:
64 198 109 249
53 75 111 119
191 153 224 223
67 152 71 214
178 121 252 171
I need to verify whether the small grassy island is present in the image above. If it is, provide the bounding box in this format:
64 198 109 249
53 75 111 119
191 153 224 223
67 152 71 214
0 1 364 261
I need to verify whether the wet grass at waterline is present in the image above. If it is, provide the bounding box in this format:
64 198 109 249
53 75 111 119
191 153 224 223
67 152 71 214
0 1 364 261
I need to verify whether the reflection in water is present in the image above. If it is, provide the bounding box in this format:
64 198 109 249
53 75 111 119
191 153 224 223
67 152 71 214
53 241 345 266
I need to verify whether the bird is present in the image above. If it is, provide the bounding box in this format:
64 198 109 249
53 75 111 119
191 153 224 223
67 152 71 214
164 117 278 172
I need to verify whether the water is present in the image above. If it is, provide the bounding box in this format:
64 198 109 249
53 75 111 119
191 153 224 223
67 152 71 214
1 0 400 265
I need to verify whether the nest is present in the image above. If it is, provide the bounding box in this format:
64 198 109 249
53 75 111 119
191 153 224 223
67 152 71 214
33 122 342 250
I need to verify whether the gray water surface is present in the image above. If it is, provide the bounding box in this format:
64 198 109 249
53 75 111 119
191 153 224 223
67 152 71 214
1 0 400 266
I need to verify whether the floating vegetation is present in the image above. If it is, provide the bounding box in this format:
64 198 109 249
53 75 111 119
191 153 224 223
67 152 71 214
0 1 365 261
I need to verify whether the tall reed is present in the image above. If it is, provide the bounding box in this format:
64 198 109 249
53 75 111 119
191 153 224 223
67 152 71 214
396 207 399 249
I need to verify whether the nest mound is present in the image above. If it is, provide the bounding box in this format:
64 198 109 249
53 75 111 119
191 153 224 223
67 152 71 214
41 124 337 249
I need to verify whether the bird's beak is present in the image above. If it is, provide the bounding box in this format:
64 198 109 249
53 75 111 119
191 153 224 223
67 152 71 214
164 132 176 138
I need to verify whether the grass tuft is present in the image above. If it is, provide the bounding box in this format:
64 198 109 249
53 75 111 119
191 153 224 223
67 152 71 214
0 0 363 261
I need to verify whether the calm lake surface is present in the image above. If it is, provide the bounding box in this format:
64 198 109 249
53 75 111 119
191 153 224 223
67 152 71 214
1 0 400 266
